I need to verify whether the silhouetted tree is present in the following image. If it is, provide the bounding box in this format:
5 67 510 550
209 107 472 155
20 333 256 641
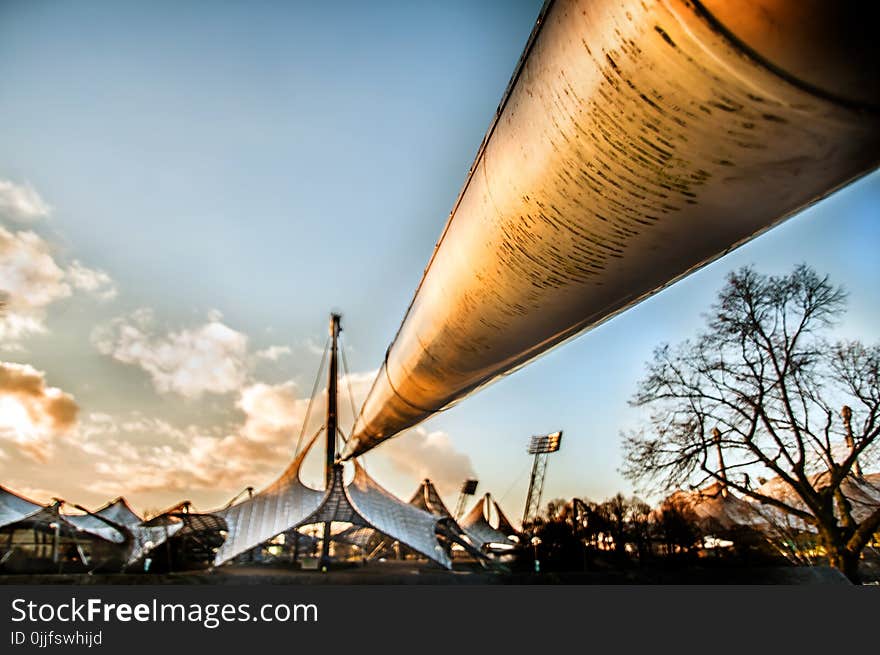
529 498 593 571
629 498 653 561
597 494 629 558
655 500 703 556
623 265 880 582
543 497 569 523
588 494 654 560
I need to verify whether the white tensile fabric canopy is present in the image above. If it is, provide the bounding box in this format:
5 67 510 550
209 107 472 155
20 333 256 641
0 484 42 529
460 493 518 549
214 432 453 569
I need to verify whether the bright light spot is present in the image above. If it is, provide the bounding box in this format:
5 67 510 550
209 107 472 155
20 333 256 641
486 542 516 551
0 396 38 441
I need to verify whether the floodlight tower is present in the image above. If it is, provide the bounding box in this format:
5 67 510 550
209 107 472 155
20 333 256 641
522 431 562 526
454 479 479 520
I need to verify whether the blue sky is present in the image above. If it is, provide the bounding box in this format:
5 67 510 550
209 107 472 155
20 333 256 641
0 0 877 519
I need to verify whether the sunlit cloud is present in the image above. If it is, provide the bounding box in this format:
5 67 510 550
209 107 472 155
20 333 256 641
8 486 60 505
0 361 78 463
6 366 476 509
237 381 305 443
66 384 307 499
291 368 476 494
380 426 476 496
0 179 51 223
0 227 71 341
0 226 118 344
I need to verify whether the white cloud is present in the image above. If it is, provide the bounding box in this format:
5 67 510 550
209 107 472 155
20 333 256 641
255 345 292 361
92 309 299 399
66 259 117 300
0 179 51 223
0 361 78 463
92 310 251 399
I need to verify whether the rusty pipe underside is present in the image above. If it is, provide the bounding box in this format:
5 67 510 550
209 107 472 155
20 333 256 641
342 0 880 459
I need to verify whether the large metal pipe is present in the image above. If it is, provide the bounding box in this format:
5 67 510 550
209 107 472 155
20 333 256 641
342 0 880 459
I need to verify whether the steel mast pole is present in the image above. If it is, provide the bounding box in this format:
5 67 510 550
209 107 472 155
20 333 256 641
320 313 341 569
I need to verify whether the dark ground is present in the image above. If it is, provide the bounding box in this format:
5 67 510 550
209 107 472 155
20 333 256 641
0 559 857 584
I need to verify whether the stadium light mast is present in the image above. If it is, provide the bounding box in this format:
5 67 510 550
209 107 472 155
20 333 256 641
522 431 562 527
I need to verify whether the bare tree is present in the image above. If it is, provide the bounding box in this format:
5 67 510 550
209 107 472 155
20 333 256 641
622 265 880 582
